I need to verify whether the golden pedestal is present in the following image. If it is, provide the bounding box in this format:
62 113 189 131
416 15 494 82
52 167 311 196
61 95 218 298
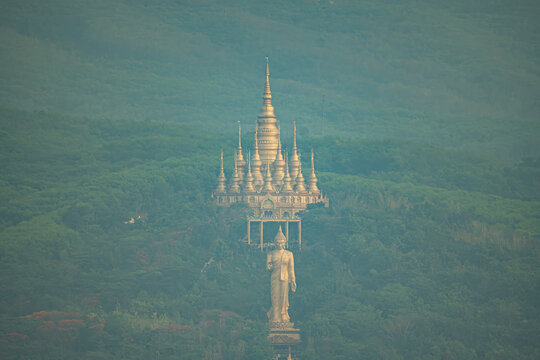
269 322 301 359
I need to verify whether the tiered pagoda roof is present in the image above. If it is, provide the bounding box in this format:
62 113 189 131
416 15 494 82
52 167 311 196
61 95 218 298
213 58 328 219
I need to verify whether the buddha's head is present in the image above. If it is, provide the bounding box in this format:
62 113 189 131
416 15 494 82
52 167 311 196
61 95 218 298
274 226 287 249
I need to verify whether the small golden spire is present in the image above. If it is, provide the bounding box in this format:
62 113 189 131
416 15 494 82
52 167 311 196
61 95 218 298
308 148 320 194
262 160 275 193
311 148 315 173
295 155 307 194
221 149 224 170
289 121 301 180
254 124 260 151
229 153 241 193
243 152 256 193
253 125 262 163
264 56 271 102
281 153 294 193
260 56 274 116
275 135 284 164
293 121 297 151
272 124 285 186
215 149 227 193
236 121 246 179
252 125 264 187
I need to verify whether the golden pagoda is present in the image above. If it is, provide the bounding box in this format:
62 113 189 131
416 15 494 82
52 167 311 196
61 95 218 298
213 58 328 249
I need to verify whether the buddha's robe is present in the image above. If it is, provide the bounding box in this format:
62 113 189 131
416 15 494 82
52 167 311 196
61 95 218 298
267 249 295 323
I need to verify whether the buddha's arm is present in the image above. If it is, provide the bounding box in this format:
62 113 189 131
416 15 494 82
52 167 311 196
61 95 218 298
288 252 296 291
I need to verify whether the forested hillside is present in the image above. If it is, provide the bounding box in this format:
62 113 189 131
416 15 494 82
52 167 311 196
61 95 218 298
1 0 539 159
1 0 539 359
0 108 538 359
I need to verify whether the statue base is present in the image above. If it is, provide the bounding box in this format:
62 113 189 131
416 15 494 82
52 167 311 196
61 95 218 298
268 322 301 359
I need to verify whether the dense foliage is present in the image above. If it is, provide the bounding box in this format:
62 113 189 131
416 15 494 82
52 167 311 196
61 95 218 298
1 0 539 358
0 108 538 359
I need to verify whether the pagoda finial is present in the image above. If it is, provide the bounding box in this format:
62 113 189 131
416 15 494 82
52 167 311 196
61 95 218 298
289 121 301 180
272 126 285 186
266 160 272 179
236 121 246 179
282 152 294 193
293 121 297 151
221 149 224 172
252 125 264 187
277 123 284 159
262 160 275 193
277 124 283 157
237 121 245 161
215 149 227 194
229 152 241 193
238 121 242 150
264 56 271 101
244 152 256 193
295 155 307 194
259 57 275 118
308 148 320 194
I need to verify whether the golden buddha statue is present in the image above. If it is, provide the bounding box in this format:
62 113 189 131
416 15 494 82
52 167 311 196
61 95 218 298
266 227 296 326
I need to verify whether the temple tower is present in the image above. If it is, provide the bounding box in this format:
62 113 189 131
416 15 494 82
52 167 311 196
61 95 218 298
212 58 323 360
213 58 328 250
257 57 280 162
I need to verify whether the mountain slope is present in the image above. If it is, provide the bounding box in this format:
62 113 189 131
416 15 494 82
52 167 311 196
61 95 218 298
1 0 539 158
0 109 538 359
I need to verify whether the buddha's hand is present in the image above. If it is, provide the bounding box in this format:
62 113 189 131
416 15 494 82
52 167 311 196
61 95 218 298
291 281 296 292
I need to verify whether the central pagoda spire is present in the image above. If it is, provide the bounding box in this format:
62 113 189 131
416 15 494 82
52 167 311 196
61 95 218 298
263 57 273 110
257 57 280 162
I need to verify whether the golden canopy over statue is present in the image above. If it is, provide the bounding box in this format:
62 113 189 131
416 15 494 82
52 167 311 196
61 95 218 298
267 227 296 327
212 58 329 252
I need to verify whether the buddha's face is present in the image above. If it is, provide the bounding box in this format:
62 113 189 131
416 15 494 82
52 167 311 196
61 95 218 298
277 240 286 249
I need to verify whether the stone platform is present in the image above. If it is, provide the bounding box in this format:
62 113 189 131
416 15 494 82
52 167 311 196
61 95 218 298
268 322 301 359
